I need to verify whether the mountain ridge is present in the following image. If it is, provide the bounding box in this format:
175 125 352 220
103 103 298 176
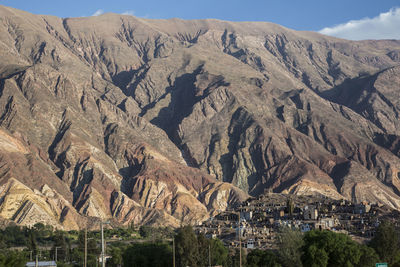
0 5 400 229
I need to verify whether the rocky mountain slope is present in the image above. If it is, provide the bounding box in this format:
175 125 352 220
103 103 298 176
0 6 400 229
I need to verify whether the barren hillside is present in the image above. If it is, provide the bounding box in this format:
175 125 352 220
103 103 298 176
0 6 400 229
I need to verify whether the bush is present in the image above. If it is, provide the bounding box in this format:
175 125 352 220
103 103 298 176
302 230 377 267
247 249 281 267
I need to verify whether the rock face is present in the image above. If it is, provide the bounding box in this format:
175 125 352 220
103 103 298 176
0 6 400 229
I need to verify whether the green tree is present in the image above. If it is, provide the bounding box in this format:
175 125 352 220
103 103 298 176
210 238 229 266
139 225 153 239
303 244 328 267
51 231 69 262
286 197 294 217
139 226 173 241
77 230 100 255
302 230 363 267
370 221 400 265
70 247 98 267
69 248 83 266
357 245 379 267
195 233 229 267
71 230 100 266
197 233 209 266
33 223 46 236
175 225 199 267
27 229 38 257
2 225 27 246
0 251 27 267
276 227 304 267
109 247 123 267
123 242 172 267
247 249 281 267
229 248 246 267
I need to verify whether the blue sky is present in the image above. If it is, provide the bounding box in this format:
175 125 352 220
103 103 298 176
1 0 399 39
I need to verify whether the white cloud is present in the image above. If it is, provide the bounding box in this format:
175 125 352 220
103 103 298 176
92 9 104 16
319 7 400 40
122 10 135 16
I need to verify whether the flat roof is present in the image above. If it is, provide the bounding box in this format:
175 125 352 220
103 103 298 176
26 261 57 267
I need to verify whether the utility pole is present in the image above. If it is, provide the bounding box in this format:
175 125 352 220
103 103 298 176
101 221 105 267
55 247 61 262
30 250 32 261
208 244 211 267
101 221 110 267
239 211 242 267
84 228 87 267
172 236 176 267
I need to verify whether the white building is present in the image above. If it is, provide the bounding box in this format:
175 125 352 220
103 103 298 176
246 239 255 249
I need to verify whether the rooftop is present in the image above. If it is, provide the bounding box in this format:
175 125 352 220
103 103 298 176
26 261 57 267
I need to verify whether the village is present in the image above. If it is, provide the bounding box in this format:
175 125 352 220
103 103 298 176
195 193 400 250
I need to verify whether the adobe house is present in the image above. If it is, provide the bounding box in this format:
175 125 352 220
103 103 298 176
304 205 318 220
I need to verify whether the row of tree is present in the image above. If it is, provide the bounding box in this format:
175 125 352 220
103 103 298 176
121 221 400 267
0 220 399 266
247 221 400 267
121 226 229 267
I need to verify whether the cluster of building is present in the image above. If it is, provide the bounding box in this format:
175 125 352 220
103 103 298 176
195 193 398 249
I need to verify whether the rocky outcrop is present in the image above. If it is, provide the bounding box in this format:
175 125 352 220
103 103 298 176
0 5 400 228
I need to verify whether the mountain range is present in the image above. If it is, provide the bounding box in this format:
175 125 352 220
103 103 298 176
0 5 400 229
